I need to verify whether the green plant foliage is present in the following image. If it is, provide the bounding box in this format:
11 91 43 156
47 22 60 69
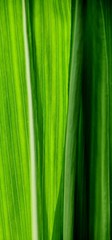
0 0 112 240
64 0 112 239
0 1 31 239
25 1 71 239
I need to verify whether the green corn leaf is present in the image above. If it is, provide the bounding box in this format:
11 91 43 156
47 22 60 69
0 1 32 239
0 1 112 240
64 0 112 239
87 1 110 239
63 1 84 239
0 0 71 239
25 1 71 239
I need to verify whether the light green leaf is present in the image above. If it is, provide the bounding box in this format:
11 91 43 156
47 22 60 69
25 0 71 239
0 1 31 239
